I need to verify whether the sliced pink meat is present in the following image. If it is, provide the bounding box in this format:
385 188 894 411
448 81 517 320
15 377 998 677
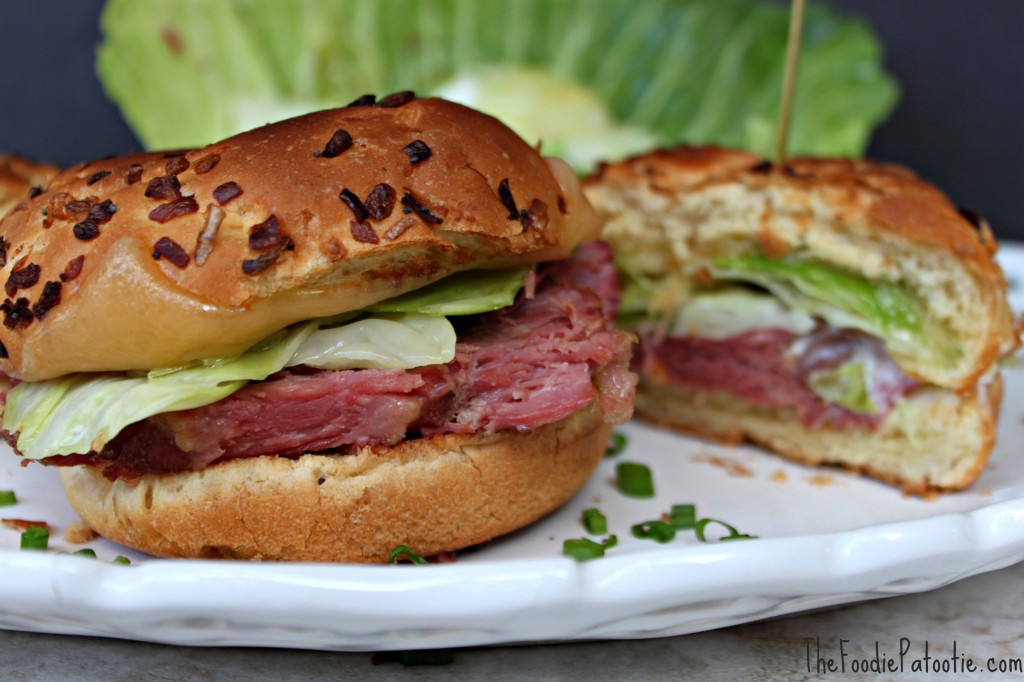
540 241 620 317
643 326 916 430
451 283 632 432
45 242 635 480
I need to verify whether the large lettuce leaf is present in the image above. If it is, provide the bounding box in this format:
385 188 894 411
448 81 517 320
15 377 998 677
97 0 897 168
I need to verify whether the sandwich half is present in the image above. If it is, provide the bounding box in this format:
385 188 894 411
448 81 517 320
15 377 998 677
0 95 636 561
585 146 1017 494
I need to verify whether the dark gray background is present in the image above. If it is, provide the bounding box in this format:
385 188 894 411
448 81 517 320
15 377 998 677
1 1 1021 238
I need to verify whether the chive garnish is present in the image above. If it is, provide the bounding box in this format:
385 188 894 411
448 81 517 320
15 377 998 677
113 555 132 565
631 520 676 543
0 490 16 506
616 462 654 498
563 538 603 561
562 535 617 561
20 526 49 550
59 548 97 558
604 432 628 458
388 545 429 564
581 508 607 535
669 504 697 530
693 518 757 543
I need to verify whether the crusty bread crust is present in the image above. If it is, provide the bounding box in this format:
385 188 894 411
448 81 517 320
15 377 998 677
0 155 60 218
634 373 1003 496
0 98 599 380
585 146 1017 389
59 404 610 562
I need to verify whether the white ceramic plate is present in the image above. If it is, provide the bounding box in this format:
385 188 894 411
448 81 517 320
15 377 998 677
1 247 1023 652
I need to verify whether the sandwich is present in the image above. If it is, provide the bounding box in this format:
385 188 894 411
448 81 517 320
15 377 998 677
584 146 1017 494
0 95 636 561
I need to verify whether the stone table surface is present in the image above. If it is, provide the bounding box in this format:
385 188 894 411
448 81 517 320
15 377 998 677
2 559 1022 681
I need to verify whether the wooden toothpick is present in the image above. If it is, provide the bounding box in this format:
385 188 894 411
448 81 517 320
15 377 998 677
775 0 808 165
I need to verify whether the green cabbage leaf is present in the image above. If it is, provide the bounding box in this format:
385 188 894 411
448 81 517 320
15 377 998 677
97 0 898 170
368 267 529 316
806 360 876 415
709 255 958 366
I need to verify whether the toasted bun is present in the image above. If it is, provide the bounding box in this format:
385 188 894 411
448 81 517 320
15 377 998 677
585 146 1017 389
0 155 60 218
634 373 1002 495
0 97 599 381
58 403 610 562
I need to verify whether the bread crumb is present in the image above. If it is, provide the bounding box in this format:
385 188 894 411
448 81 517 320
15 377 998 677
806 474 834 487
2 518 49 532
64 519 98 544
691 453 754 478
769 470 788 483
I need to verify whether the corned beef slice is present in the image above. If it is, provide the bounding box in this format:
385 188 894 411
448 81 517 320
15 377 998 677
81 243 635 479
643 326 916 430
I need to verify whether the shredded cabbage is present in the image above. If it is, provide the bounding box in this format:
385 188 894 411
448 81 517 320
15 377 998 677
806 360 876 415
368 268 528 316
709 255 958 367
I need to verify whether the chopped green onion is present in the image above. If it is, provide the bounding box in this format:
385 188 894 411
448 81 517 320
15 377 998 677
616 462 654 498
563 538 604 561
61 548 97 558
0 490 16 506
693 518 758 543
112 555 132 565
563 535 617 561
604 432 628 458
388 545 429 565
669 504 697 530
20 526 49 550
581 508 607 535
400 649 455 666
630 520 676 543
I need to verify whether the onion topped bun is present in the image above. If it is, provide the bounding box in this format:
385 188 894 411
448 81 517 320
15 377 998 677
0 155 60 219
0 96 598 381
586 146 1016 494
0 95 635 562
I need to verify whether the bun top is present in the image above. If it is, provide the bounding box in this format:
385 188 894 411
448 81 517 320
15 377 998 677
589 146 1003 279
0 96 598 380
586 145 1017 389
0 155 60 218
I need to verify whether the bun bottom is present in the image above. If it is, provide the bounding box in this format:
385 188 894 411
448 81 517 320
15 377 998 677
634 375 1003 496
59 405 610 562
